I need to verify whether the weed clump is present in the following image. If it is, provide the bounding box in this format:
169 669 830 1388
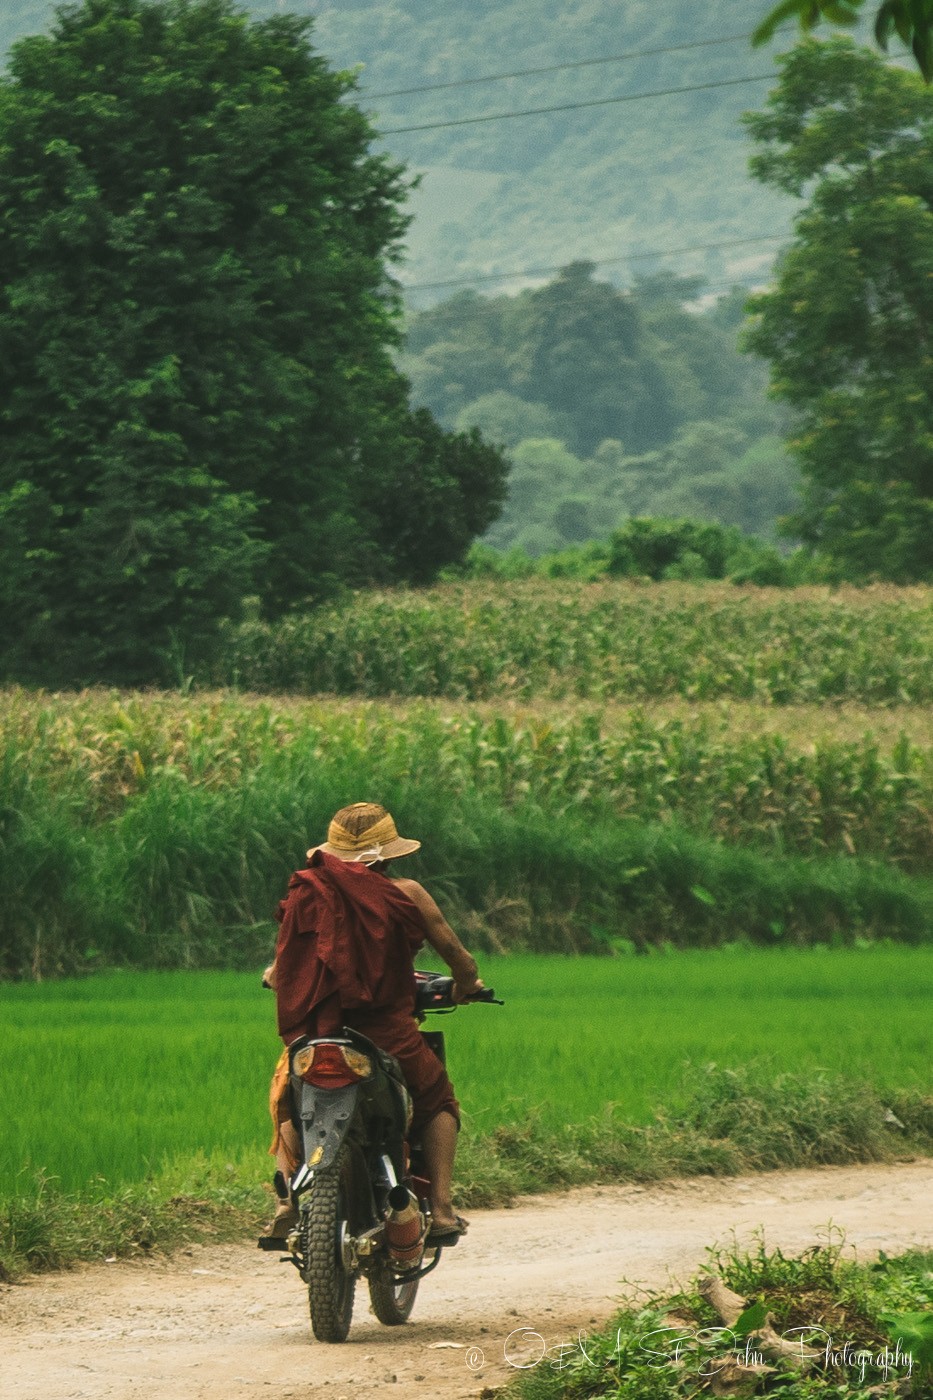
508 1239 933 1399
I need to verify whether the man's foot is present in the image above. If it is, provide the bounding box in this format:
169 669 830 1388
425 1213 469 1246
268 1200 299 1239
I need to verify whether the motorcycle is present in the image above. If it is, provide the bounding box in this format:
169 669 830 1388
259 970 502 1342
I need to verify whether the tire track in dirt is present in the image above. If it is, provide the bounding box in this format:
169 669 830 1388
1 1159 931 1400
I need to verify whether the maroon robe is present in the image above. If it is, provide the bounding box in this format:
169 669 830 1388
273 850 458 1132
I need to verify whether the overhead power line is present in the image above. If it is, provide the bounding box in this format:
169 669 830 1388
379 72 777 136
400 233 787 293
363 29 773 101
364 25 909 107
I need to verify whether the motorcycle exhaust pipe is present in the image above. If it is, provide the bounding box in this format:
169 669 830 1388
383 1184 425 1268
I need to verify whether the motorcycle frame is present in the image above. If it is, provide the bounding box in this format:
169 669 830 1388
284 1027 444 1283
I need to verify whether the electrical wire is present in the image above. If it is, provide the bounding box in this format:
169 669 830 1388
399 233 787 293
363 27 909 106
362 29 777 101
368 33 913 295
379 71 777 136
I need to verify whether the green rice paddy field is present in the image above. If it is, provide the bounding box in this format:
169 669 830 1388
3 948 930 1202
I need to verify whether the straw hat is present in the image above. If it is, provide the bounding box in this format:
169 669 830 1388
309 802 421 865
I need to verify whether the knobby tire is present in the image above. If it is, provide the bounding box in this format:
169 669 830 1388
302 1143 358 1343
368 1255 420 1326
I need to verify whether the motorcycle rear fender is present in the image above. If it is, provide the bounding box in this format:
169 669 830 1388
293 1079 360 1178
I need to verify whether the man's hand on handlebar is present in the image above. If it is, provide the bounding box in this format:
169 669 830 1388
452 976 486 1004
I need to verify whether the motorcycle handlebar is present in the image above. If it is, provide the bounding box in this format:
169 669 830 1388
414 971 503 1012
262 968 503 1007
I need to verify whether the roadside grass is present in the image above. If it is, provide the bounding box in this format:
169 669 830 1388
0 1157 265 1278
506 1239 933 1399
2 951 931 1279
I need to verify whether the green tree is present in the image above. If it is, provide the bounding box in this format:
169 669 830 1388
744 38 933 581
607 516 754 580
632 274 771 432
0 0 506 684
453 391 573 449
484 437 588 554
754 0 933 82
350 401 508 584
509 262 674 456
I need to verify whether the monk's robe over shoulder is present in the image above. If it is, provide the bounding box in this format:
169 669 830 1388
273 849 427 1043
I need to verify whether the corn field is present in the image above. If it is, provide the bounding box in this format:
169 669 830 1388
2 691 930 866
219 581 933 704
1 687 930 976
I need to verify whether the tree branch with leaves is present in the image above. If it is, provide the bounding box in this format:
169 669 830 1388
754 0 933 81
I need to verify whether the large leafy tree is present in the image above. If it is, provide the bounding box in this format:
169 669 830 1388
0 0 506 684
744 38 933 580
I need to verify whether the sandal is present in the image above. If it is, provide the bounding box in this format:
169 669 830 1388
425 1214 468 1246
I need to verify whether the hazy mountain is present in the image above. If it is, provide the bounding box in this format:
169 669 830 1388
312 0 799 302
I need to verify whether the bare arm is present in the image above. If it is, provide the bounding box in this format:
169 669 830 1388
393 878 482 997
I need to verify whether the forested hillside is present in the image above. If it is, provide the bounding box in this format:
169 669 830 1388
402 267 798 552
2 0 800 294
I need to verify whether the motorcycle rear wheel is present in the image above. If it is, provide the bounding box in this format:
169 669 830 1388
368 1257 420 1325
302 1143 359 1342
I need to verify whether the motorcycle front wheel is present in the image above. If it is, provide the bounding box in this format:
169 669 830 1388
368 1256 420 1325
302 1143 359 1342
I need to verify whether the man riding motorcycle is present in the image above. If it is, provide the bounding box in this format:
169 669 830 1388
264 802 483 1245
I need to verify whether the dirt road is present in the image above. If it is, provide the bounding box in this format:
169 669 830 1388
2 1159 931 1400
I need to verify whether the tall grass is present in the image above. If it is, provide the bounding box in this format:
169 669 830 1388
4 693 930 864
1 691 931 976
219 581 933 704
